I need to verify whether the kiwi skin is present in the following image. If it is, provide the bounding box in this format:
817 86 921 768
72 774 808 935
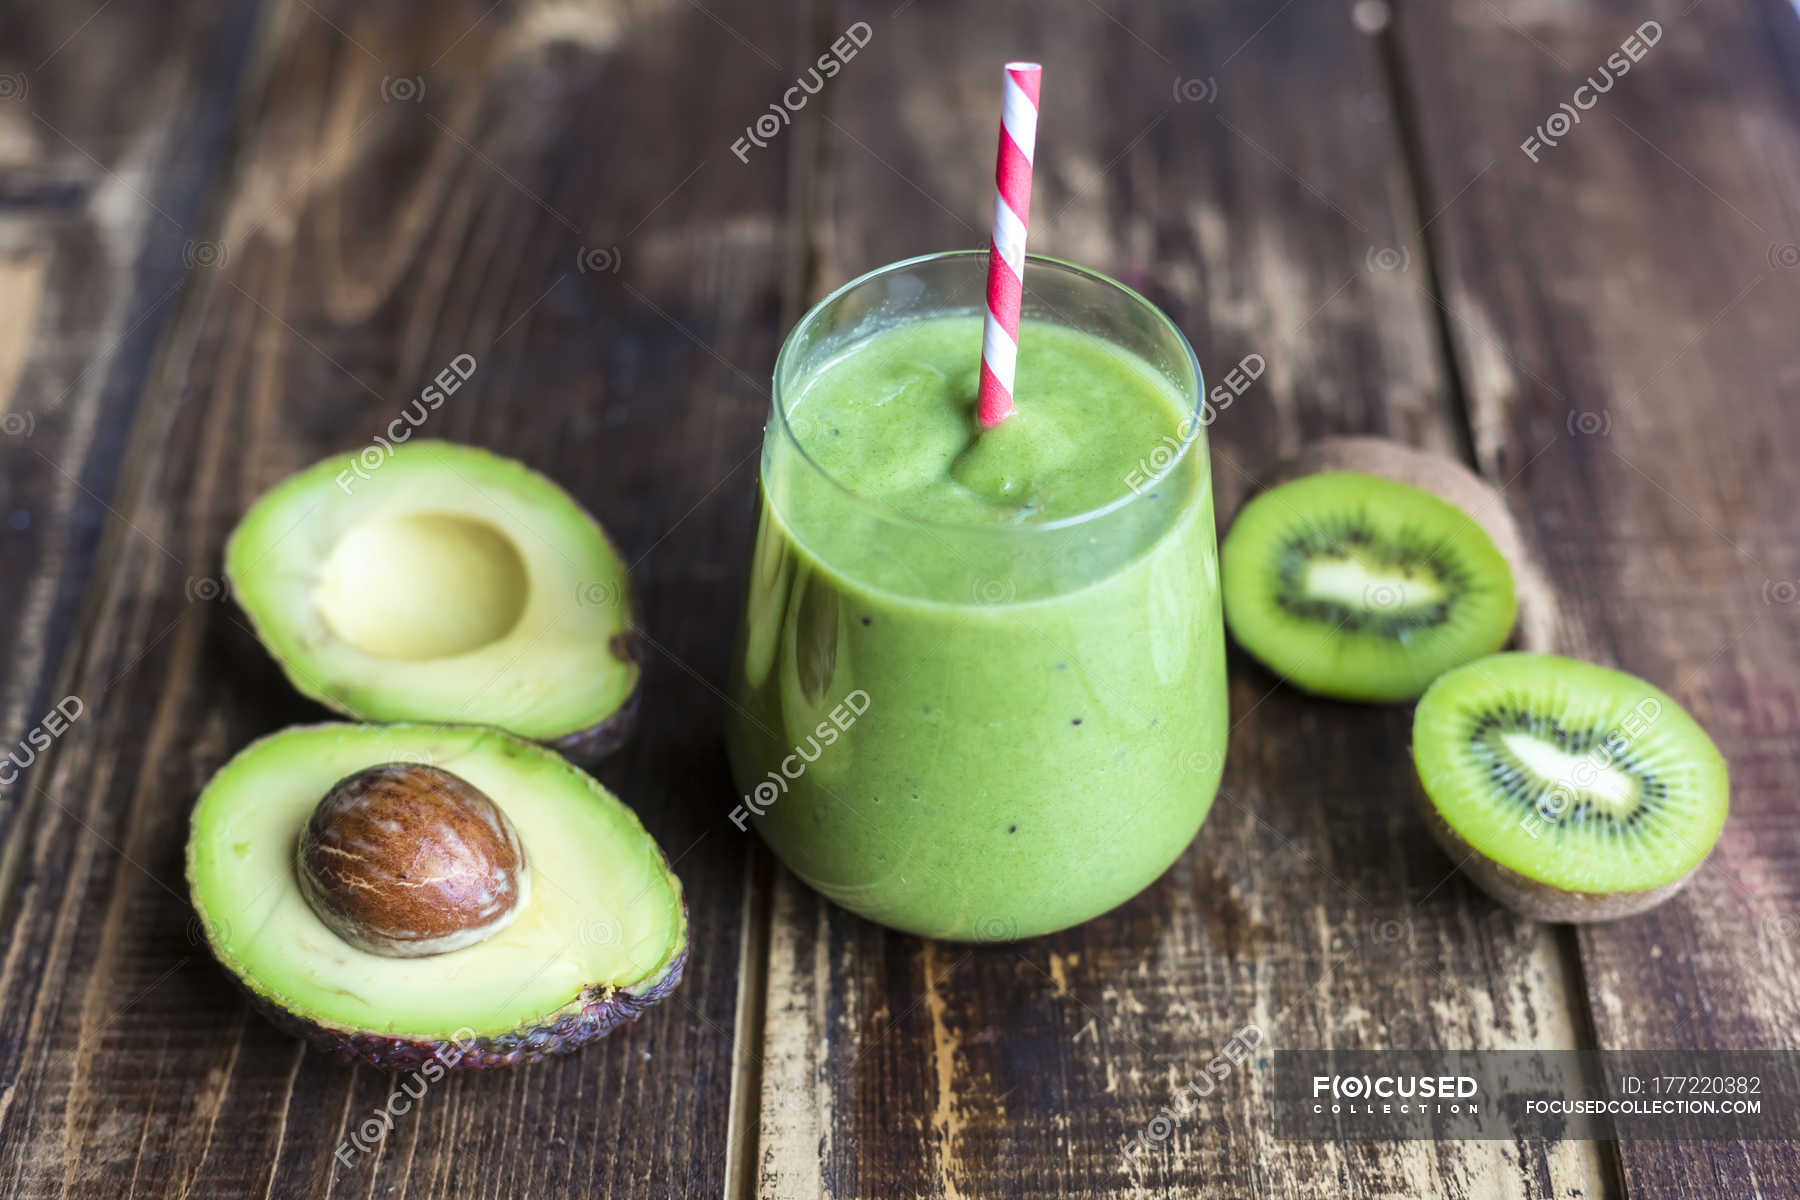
1409 773 1694 922
1257 437 1556 654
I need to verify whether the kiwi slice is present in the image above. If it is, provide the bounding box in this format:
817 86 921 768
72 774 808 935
1413 653 1729 922
1221 471 1518 701
1262 436 1554 652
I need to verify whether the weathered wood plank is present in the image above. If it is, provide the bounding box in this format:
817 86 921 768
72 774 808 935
0 0 262 886
1393 0 1800 1195
0 1 808 1196
751 1 1609 1196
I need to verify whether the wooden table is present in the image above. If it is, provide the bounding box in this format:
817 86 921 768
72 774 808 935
2 0 1796 1195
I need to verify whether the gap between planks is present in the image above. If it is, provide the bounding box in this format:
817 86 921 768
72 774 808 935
1375 4 1623 1192
724 1 830 1196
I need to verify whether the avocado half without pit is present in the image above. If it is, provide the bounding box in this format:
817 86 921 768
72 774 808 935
187 724 687 1069
225 441 641 761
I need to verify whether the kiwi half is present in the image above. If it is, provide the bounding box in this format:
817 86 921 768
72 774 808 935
1221 471 1518 701
1263 437 1555 652
1412 653 1729 922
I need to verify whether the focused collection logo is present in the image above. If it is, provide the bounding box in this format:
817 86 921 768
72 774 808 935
729 689 872 830
1310 1073 1481 1115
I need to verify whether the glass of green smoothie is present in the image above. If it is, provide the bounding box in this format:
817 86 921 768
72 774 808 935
726 250 1226 940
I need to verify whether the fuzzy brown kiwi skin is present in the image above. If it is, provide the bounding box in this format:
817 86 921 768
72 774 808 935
1253 436 1556 654
1409 773 1694 923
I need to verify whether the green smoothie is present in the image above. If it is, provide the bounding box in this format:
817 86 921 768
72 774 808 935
727 277 1226 940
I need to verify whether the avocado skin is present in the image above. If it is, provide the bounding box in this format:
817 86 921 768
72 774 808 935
239 937 687 1070
549 661 644 768
248 625 646 768
224 600 646 765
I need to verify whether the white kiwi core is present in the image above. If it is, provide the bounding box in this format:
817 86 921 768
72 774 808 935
1498 731 1639 818
1303 555 1446 613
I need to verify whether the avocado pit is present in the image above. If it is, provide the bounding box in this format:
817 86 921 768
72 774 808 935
296 762 530 957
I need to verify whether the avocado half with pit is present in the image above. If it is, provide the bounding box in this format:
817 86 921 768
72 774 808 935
225 441 640 760
186 723 687 1069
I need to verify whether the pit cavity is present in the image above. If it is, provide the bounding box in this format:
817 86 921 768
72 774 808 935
316 512 529 660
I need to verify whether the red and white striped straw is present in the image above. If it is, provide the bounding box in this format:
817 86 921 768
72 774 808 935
976 62 1042 430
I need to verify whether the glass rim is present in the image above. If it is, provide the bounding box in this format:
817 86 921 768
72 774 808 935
768 249 1207 536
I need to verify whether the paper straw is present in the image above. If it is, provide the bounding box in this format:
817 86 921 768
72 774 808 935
976 62 1042 430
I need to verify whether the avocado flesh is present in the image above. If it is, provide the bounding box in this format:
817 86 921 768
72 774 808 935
226 441 638 754
187 723 685 1068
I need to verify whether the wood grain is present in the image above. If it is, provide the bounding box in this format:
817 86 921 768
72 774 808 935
750 1 1608 1196
1393 0 1800 1195
0 0 807 1195
4 0 1796 1195
0 0 261 898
